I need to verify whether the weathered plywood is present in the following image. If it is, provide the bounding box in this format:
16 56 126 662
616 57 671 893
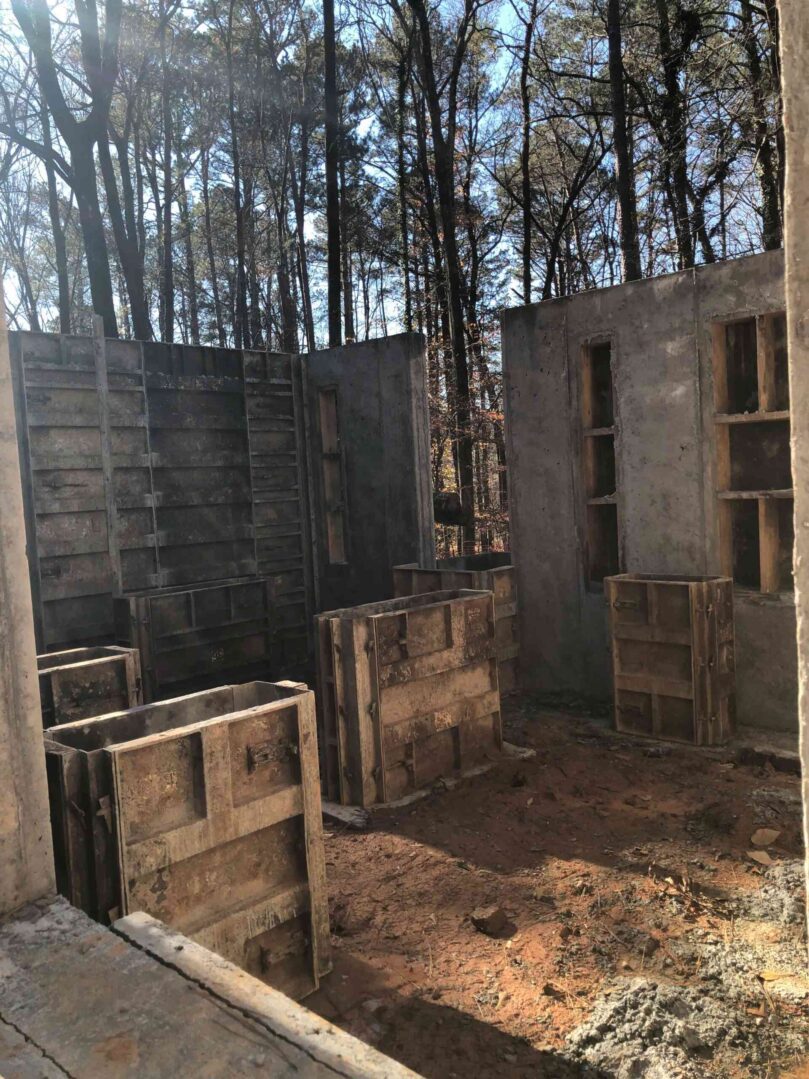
606 574 735 746
45 681 330 999
316 590 502 806
392 553 519 693
37 645 141 726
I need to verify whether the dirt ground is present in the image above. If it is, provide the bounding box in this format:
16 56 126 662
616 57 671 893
308 696 809 1078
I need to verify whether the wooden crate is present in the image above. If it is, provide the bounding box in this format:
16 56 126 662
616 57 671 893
114 576 306 701
605 574 735 745
392 553 519 693
37 645 142 727
44 681 330 1000
316 589 502 806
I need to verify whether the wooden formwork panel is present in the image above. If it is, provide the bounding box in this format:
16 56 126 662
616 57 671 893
316 590 502 806
37 645 142 727
114 576 306 701
392 553 519 693
44 681 330 1000
605 574 735 746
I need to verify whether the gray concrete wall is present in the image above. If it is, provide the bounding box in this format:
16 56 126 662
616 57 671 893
502 249 797 732
779 0 809 938
0 285 55 914
305 333 435 614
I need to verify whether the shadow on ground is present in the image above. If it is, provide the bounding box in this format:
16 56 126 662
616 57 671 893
309 953 603 1078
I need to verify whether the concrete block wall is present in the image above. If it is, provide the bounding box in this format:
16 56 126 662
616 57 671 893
502 249 797 733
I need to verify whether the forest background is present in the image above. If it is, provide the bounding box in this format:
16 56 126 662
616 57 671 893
0 0 783 552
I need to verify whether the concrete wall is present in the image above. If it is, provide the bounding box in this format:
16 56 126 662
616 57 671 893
306 333 435 614
0 285 55 914
779 0 809 937
502 249 797 732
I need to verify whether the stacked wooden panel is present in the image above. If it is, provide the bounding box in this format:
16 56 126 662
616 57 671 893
114 578 279 701
316 590 501 806
38 645 142 726
606 573 735 745
44 681 330 1000
392 553 519 692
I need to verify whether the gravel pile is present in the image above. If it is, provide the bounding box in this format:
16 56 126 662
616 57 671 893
566 978 745 1078
733 859 805 925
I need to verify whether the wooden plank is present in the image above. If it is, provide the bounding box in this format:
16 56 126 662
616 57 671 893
714 410 790 424
758 496 781 593
756 313 778 412
580 343 595 428
295 688 331 982
711 321 729 413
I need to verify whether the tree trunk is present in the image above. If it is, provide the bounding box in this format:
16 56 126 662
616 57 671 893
176 149 200 344
159 0 174 342
98 137 152 338
655 0 694 268
740 0 782 249
520 0 537 301
201 147 226 347
397 54 413 330
408 0 475 552
39 93 70 333
323 0 342 346
339 158 355 341
290 142 316 352
227 0 249 348
73 143 119 336
607 0 642 281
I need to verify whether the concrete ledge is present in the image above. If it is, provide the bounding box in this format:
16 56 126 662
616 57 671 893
114 912 419 1079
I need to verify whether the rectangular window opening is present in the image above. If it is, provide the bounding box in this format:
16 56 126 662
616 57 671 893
713 313 793 595
581 341 619 586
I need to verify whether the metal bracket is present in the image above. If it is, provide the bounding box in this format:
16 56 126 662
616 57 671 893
96 796 114 832
247 741 297 772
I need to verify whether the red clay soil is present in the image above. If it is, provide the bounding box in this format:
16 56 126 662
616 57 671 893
308 697 809 1078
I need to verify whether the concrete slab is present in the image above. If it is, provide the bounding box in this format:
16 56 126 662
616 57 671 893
0 897 419 1078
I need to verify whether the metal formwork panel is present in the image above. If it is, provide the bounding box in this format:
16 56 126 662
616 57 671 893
37 645 142 726
45 681 330 999
605 573 736 746
316 589 502 806
114 576 302 701
392 552 519 693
